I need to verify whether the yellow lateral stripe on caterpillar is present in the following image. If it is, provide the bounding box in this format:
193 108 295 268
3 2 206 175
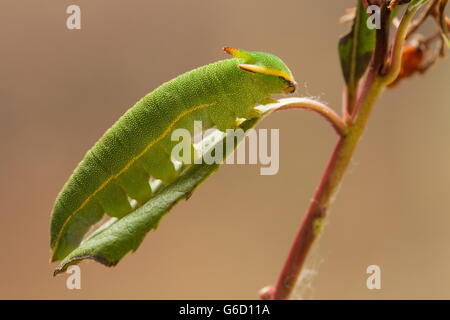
52 102 216 254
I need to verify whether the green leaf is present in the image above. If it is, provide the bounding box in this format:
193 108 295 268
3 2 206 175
53 101 289 275
338 0 376 87
438 0 450 48
54 163 223 274
444 35 450 49
408 0 431 10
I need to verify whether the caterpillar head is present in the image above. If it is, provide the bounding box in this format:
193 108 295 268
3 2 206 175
223 46 297 94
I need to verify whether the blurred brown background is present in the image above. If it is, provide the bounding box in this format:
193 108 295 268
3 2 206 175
0 0 449 299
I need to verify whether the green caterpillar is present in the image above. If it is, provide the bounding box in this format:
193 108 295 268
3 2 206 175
50 47 297 261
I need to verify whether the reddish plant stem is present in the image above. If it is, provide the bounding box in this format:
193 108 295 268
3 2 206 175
270 1 423 300
271 138 345 300
271 75 383 300
272 98 347 136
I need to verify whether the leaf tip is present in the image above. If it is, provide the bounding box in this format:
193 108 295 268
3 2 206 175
53 254 116 276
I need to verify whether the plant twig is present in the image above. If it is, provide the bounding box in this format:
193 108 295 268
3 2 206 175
271 98 347 137
268 0 426 300
270 79 383 300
